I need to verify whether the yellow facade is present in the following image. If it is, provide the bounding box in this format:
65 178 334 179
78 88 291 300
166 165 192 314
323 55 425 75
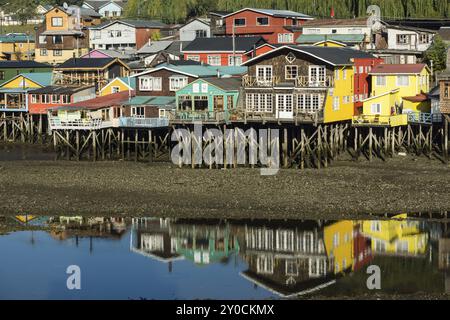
1 75 43 89
100 78 132 96
361 214 428 256
324 66 355 123
324 220 354 274
45 7 71 31
0 42 35 61
314 40 346 48
371 68 430 99
35 48 89 65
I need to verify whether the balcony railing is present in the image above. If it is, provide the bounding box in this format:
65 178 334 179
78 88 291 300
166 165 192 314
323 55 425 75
352 114 408 127
295 76 334 88
242 75 334 88
407 112 442 124
48 117 105 130
119 117 169 128
173 111 231 123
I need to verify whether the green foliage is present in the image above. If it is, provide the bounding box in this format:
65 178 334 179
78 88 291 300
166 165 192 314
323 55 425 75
424 35 448 72
124 0 449 23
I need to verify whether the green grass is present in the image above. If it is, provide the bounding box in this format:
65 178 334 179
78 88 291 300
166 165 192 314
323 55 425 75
0 25 37 36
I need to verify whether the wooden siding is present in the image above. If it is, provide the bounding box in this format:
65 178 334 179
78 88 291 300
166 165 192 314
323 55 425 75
136 69 197 97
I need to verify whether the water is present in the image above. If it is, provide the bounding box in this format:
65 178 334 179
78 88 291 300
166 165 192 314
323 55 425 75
0 215 448 299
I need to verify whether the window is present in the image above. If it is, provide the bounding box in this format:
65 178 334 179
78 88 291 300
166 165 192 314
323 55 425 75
53 35 63 44
309 65 326 86
31 94 37 104
104 11 110 17
111 86 121 94
297 94 323 113
371 221 381 232
419 33 430 44
186 55 200 62
39 35 47 44
207 55 221 66
444 83 450 99
278 33 293 43
286 260 298 276
193 95 208 110
256 256 273 274
53 49 62 56
234 18 246 26
228 55 242 66
285 65 298 80
333 233 339 247
62 95 70 104
159 109 167 118
139 76 162 91
40 48 48 56
169 77 188 91
397 75 409 86
359 66 364 74
396 34 410 44
52 17 63 27
333 96 340 111
376 76 386 86
256 65 273 83
195 30 207 38
131 106 145 118
51 94 59 104
335 69 340 80
246 93 273 112
256 17 269 26
276 94 293 114
371 103 381 114
343 69 347 80
41 95 49 104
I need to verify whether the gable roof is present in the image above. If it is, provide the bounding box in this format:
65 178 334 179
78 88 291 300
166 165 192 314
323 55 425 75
301 18 369 28
82 49 136 59
223 8 313 20
83 1 126 11
209 11 232 17
101 77 136 93
180 18 210 29
182 36 266 53
90 19 167 30
29 85 94 95
0 60 52 69
369 64 428 75
56 57 127 69
0 72 53 88
56 90 134 111
137 40 174 54
242 45 376 67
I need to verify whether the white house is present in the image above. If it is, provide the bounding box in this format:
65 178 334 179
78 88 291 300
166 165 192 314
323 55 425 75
179 18 210 42
82 1 127 18
89 20 167 50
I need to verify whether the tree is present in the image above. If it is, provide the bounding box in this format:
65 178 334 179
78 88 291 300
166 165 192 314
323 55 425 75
424 35 448 72
9 0 40 25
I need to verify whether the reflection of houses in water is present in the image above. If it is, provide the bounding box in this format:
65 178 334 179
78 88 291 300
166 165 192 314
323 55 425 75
48 216 128 241
236 220 337 298
130 218 184 264
170 220 239 265
438 223 450 293
360 214 429 257
130 218 239 266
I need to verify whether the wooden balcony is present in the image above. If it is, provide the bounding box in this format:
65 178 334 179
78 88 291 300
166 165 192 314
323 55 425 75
172 111 231 124
48 117 106 130
119 117 169 128
352 114 408 127
242 75 334 88
407 112 442 124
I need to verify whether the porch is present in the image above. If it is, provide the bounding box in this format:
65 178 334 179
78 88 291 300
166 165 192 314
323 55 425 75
352 114 408 127
0 91 28 111
407 112 442 125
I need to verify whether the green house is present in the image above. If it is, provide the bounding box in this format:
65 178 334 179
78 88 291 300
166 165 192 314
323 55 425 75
0 61 53 86
175 77 241 122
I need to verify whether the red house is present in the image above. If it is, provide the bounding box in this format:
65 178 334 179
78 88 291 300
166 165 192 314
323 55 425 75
28 86 96 114
353 57 384 115
182 36 267 66
222 8 313 45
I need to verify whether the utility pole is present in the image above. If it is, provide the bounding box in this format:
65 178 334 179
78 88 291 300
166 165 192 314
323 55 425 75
232 20 236 65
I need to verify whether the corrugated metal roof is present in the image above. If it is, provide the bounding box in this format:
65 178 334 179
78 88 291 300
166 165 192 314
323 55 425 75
20 73 53 86
57 57 116 69
198 77 241 91
297 34 365 44
370 64 427 74
182 36 266 52
0 61 52 69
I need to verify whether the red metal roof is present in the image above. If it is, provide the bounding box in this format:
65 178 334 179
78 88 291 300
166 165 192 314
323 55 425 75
64 90 135 110
370 63 427 74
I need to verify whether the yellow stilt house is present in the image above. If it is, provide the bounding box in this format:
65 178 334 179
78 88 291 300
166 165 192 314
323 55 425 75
353 64 434 126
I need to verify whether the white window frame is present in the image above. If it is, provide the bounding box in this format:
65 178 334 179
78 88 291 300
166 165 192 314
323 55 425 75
256 65 273 83
52 17 63 27
131 106 145 118
277 33 294 43
285 65 298 80
169 76 188 91
111 86 121 94
333 96 340 111
139 76 162 91
397 75 409 86
186 55 200 62
246 93 273 113
228 55 242 66
371 103 381 114
207 55 221 66
309 65 326 86
376 75 386 86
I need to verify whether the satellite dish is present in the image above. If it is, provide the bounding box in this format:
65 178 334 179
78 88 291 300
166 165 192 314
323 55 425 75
63 2 69 9
366 5 383 33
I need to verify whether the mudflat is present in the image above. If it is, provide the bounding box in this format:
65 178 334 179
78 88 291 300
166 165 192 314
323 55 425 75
0 156 449 219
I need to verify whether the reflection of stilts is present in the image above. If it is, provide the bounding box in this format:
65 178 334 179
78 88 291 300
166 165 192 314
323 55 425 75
90 236 93 254
168 261 172 273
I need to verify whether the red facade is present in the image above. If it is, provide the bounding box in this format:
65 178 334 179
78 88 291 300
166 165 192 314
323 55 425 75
223 9 309 44
183 52 251 66
353 57 384 115
28 94 75 115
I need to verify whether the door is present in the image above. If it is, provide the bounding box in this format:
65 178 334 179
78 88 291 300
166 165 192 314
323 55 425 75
309 65 326 87
276 94 293 119
213 95 224 111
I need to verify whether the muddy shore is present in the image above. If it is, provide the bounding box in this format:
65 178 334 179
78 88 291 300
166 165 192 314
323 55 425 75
0 156 449 219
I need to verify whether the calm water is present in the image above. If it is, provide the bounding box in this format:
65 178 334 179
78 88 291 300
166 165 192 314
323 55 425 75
0 215 448 299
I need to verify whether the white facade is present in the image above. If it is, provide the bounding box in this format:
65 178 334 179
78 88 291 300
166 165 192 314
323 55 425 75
302 26 371 36
386 27 434 52
82 2 124 18
89 22 137 50
179 19 211 42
